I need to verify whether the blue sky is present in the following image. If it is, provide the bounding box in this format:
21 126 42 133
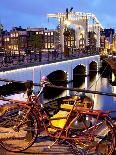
0 0 116 30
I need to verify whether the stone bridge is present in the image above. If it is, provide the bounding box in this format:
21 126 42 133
101 56 116 85
0 55 100 89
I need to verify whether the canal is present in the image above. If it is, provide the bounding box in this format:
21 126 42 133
43 73 116 118
0 70 115 118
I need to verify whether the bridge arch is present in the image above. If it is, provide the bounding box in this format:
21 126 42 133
44 70 67 99
47 70 67 86
73 64 86 87
89 61 98 82
73 64 86 76
101 60 112 77
89 61 97 74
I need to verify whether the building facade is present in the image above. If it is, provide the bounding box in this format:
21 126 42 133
0 24 4 53
0 24 116 56
27 28 44 51
44 29 59 49
10 26 27 54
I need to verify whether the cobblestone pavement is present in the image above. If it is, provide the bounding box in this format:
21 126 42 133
0 138 73 155
0 135 116 155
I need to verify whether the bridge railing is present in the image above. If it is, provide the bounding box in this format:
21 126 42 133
0 77 115 98
0 49 99 70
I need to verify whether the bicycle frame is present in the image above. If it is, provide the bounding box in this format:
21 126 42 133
0 82 115 154
22 84 116 143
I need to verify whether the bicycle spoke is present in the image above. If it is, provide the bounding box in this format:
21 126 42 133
0 105 38 152
67 114 115 155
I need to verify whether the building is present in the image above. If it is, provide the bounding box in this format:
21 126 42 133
112 33 116 53
100 30 106 54
99 28 115 55
10 26 27 54
88 31 97 48
3 31 10 53
44 29 59 49
0 23 4 53
27 28 44 52
63 28 76 49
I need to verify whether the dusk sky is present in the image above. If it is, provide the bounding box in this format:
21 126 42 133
0 0 116 31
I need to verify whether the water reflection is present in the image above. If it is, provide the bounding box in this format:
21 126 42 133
44 73 116 116
0 70 115 117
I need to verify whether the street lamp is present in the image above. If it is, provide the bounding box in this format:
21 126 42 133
63 7 73 57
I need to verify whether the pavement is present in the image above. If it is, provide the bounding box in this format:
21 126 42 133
0 122 116 155
0 138 73 155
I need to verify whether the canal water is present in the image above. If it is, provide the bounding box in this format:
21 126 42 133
0 71 115 117
43 73 116 118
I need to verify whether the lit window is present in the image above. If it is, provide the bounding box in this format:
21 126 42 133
51 43 54 48
45 33 47 35
80 34 83 39
16 33 18 37
48 43 50 48
36 32 39 35
45 43 47 48
7 38 9 41
14 45 18 50
80 40 82 44
39 31 43 34
68 41 70 46
48 33 50 36
71 37 74 40
51 32 53 35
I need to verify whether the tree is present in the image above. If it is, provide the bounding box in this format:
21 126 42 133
28 33 44 61
29 33 44 50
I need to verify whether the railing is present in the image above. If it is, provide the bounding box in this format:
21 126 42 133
0 49 99 71
0 77 116 98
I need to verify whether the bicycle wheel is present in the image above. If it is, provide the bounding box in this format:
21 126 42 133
0 104 38 152
68 114 115 155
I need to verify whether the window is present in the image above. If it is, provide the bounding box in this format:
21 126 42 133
68 41 70 46
16 33 18 37
51 43 54 48
48 43 50 48
80 40 82 44
7 38 9 41
11 34 13 37
45 43 47 48
51 32 53 35
48 32 50 36
51 36 54 42
80 33 83 39
39 31 43 34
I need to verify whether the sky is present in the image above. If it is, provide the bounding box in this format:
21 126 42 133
0 0 116 31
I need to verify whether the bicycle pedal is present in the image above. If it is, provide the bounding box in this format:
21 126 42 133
48 145 51 149
48 139 58 149
12 126 19 132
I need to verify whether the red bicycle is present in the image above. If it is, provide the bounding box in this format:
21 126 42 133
0 78 115 155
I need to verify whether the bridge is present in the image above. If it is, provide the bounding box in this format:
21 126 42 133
48 10 103 52
101 56 116 85
0 55 100 90
104 57 116 74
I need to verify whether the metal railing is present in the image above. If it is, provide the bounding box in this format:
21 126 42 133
0 77 116 98
0 49 99 71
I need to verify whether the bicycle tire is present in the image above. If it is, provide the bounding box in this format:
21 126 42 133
68 114 115 155
0 104 38 152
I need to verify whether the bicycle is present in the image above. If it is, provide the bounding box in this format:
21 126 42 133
0 77 115 155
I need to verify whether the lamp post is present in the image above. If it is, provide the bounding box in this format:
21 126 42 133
63 7 73 58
